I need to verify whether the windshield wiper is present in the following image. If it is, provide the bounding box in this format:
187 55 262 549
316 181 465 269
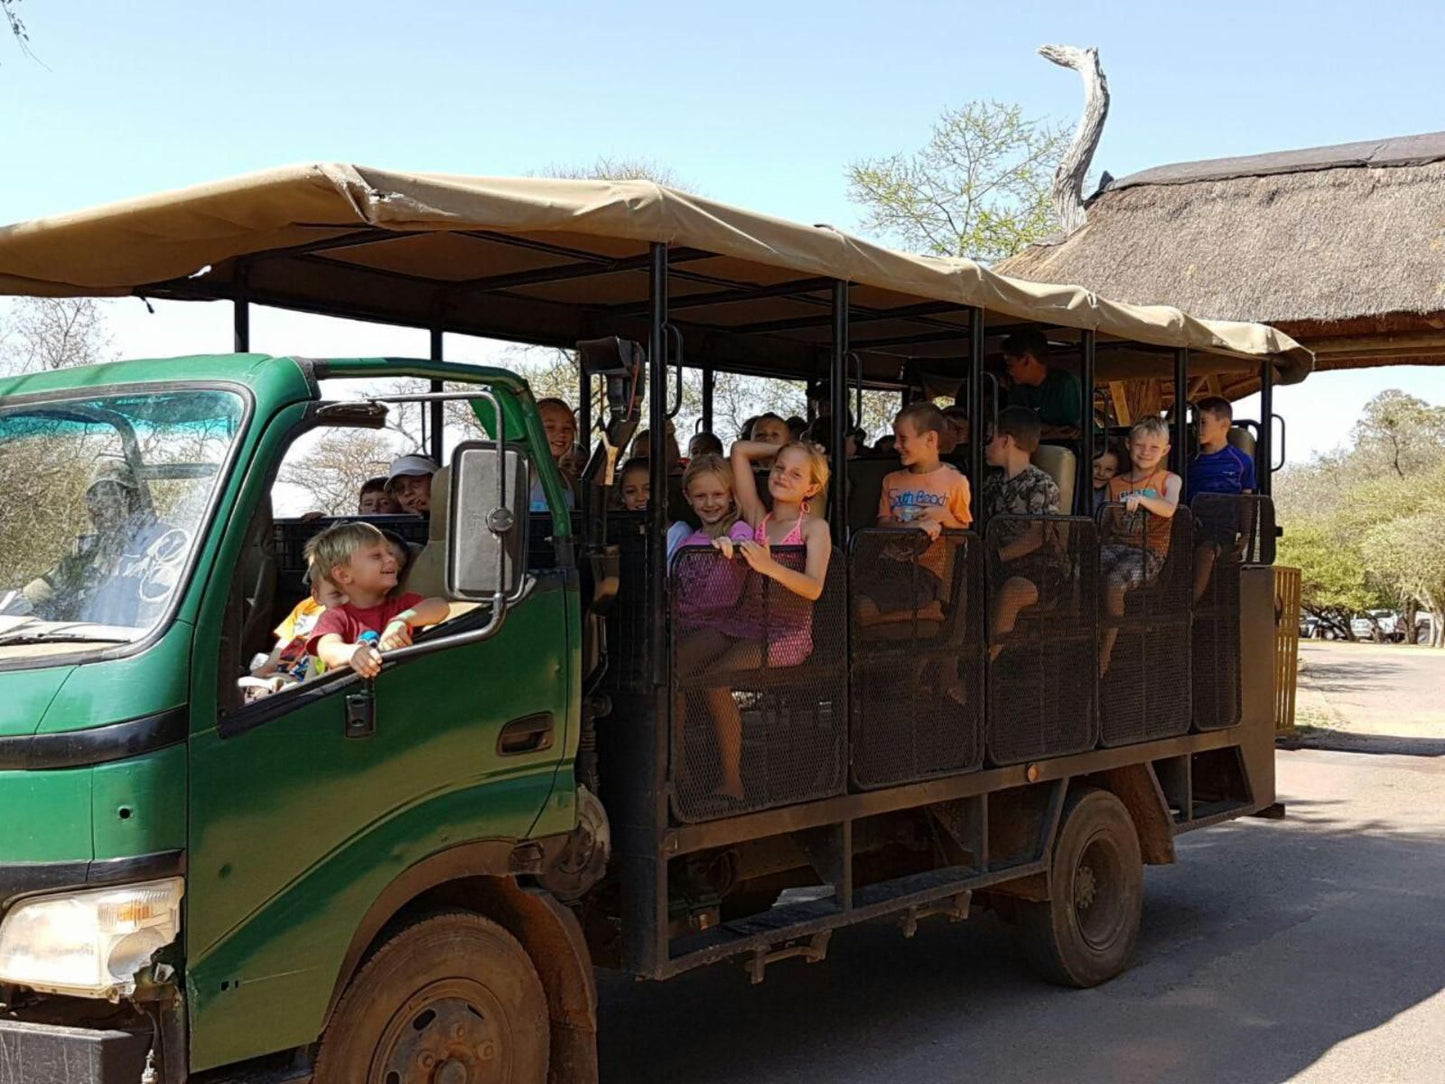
0 631 132 647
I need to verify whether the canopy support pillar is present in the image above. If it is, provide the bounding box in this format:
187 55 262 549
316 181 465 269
1259 359 1274 496
967 306 985 512
233 264 250 353
429 327 445 465
701 366 715 436
1080 331 1097 513
830 281 850 548
1172 347 1188 495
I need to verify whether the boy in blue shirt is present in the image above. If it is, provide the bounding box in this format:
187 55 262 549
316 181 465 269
1189 397 1256 601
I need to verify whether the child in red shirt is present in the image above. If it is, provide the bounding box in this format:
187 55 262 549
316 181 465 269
305 522 449 678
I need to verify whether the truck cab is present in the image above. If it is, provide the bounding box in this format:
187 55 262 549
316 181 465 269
0 353 597 1082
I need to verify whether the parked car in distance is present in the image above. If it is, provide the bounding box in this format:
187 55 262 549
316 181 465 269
1350 610 1406 643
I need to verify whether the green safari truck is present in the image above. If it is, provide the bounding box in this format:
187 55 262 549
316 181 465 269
0 166 1308 1084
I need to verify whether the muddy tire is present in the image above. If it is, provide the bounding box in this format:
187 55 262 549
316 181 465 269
1017 788 1143 988
314 911 549 1084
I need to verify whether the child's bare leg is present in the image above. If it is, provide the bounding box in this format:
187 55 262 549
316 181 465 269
704 639 764 799
1193 541 1218 603
1099 577 1127 675
988 576 1038 663
675 629 734 788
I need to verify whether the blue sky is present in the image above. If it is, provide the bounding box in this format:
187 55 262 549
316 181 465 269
5 0 1445 459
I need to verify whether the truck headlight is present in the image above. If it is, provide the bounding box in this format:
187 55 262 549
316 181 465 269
0 878 184 1000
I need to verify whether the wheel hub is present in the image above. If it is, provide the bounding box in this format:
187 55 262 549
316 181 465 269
1074 863 1098 911
375 982 505 1084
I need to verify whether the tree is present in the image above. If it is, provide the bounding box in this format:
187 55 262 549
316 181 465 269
1277 521 1385 639
1349 390 1445 480
278 429 396 516
2 0 30 61
0 298 114 375
1275 389 1445 646
1359 464 1445 647
846 100 1068 262
540 156 695 193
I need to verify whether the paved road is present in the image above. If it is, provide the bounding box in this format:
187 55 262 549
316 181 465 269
599 748 1445 1083
1296 641 1445 750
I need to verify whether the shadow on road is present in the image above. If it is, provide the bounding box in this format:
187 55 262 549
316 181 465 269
597 792 1445 1084
1283 730 1445 757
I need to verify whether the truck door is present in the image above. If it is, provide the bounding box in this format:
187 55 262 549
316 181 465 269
182 401 574 1074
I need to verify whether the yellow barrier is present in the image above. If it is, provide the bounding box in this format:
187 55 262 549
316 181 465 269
1274 566 1302 736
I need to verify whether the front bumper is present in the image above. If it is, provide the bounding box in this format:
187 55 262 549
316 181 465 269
0 1019 150 1083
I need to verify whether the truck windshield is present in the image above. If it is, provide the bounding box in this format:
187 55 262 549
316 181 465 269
0 388 244 648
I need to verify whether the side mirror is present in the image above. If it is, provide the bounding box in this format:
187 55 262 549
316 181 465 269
447 440 529 601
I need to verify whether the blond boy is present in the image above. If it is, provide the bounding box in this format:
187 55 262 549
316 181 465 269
304 521 450 678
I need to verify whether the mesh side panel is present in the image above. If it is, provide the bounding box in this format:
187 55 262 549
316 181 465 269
599 515 653 696
849 529 983 788
985 516 1099 765
1190 495 1275 731
1097 506 1194 746
670 545 846 823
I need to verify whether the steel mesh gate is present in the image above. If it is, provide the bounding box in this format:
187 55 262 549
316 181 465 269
1191 494 1276 731
669 545 847 822
849 529 984 788
985 515 1099 765
1096 505 1194 746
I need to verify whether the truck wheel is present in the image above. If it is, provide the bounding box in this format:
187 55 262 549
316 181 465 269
1017 788 1143 988
314 911 549 1084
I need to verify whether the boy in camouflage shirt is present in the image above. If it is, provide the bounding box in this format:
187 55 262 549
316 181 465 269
982 408 1063 661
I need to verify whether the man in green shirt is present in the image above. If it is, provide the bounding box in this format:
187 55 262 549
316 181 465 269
1002 330 1082 437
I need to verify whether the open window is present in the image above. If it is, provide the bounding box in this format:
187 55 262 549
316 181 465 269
218 375 542 716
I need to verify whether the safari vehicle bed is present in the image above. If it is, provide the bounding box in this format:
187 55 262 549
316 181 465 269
0 165 1307 1083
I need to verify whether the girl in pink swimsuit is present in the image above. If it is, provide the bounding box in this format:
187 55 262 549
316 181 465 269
674 438 833 802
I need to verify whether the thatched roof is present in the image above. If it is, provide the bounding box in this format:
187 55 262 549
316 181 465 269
997 132 1445 332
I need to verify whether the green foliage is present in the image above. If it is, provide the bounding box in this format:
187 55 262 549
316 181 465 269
1275 390 1445 643
846 100 1068 262
1277 523 1384 634
1350 389 1445 480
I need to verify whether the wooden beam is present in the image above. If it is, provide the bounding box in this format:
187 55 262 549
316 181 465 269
1109 381 1131 426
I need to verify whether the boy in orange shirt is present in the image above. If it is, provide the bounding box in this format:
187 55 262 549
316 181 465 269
860 403 972 621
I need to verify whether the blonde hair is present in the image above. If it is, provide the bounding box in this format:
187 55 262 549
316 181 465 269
775 440 830 507
681 453 740 537
304 521 385 581
1128 415 1170 443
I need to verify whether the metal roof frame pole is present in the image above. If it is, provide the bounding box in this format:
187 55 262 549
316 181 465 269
1172 346 1188 498
233 263 250 353
701 365 715 436
624 240 671 978
968 307 985 514
1081 330 1098 513
1258 358 1274 497
830 281 850 548
578 343 593 461
429 327 445 465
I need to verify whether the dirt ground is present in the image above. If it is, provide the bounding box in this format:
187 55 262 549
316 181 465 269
1293 640 1445 753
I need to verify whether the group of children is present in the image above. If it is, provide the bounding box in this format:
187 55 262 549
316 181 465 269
245 391 1254 803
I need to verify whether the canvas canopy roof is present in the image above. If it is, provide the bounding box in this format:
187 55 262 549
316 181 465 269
0 163 1311 388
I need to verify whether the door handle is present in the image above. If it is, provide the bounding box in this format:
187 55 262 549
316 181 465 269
498 713 554 756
